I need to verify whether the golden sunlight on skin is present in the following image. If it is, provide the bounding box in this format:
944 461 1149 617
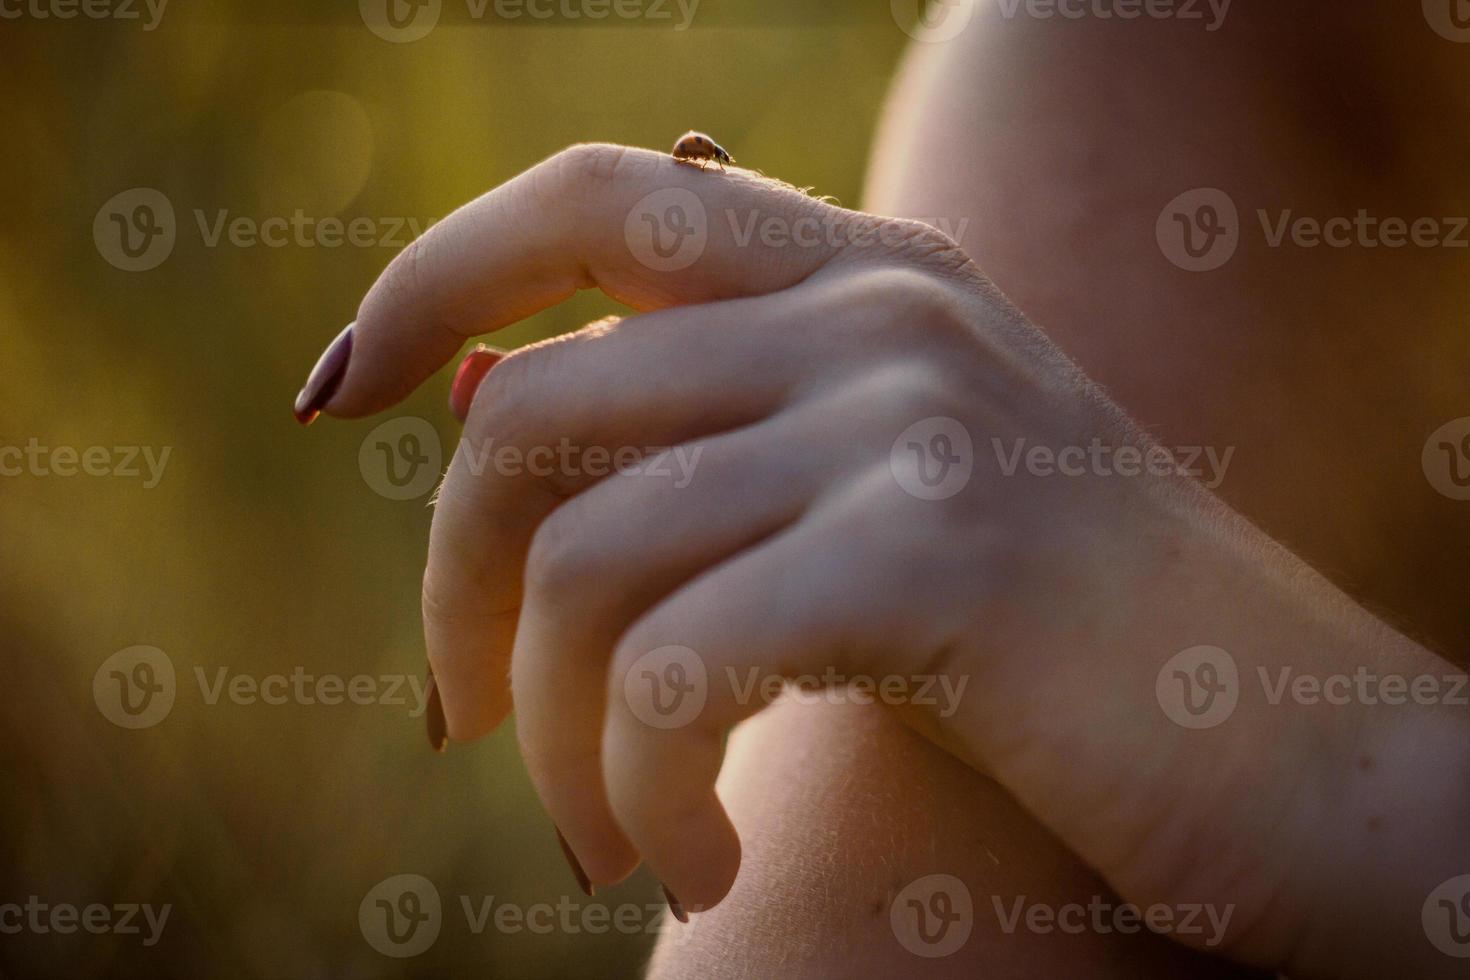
650 6 1470 978
647 701 1260 979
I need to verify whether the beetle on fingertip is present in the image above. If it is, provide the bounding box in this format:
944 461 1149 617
671 131 733 171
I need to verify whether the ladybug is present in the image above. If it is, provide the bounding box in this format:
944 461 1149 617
671 131 734 171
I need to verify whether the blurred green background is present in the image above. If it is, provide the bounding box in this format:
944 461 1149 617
0 2 911 977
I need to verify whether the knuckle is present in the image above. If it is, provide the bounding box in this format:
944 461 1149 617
421 565 469 631
880 217 975 276
361 233 441 333
524 508 596 600
537 142 630 206
835 266 970 339
855 358 966 425
608 618 659 677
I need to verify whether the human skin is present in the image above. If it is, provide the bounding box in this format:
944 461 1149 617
295 12 1470 976
646 7 1470 978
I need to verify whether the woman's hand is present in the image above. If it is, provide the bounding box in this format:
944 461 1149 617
295 144 1470 978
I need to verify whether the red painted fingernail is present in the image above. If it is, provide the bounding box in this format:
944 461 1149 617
425 663 447 753
555 826 595 897
293 323 354 426
661 884 688 923
450 345 506 423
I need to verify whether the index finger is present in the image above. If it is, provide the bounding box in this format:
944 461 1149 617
301 143 873 421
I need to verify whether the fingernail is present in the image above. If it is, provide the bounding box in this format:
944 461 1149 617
293 322 354 426
661 884 688 923
555 826 595 897
425 662 447 753
450 345 506 423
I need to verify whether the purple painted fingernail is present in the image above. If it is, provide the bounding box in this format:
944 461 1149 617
555 826 595 897
661 884 688 923
425 662 447 753
293 323 354 426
